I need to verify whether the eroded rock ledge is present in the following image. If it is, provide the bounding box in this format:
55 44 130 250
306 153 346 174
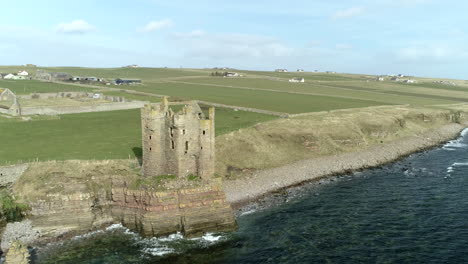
3 161 236 252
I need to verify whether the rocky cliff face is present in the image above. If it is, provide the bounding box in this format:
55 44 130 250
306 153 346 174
6 161 237 249
112 179 236 237
25 181 236 241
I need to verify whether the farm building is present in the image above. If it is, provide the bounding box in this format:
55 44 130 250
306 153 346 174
376 76 385 81
3 74 15 79
289 77 305 83
275 69 288 73
115 78 142 85
225 72 239 77
404 79 416 83
12 75 27 80
18 71 29 76
35 70 72 81
297 69 304 72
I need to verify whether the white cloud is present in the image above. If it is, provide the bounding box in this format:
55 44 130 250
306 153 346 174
139 19 173 32
56 20 96 34
171 31 293 59
331 7 365 20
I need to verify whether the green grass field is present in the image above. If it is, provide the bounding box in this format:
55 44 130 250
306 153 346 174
0 108 276 164
0 80 95 94
1 65 468 164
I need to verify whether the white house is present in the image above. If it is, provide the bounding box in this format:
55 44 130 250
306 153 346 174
3 74 15 79
18 71 29 76
12 75 27 80
289 77 305 83
297 69 304 72
404 79 416 83
225 72 239 77
275 69 288 73
377 76 385 81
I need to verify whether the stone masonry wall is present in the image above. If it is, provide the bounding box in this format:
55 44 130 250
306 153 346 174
141 99 215 180
20 101 146 116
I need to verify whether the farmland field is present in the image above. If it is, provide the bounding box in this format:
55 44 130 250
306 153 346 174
0 108 276 164
0 80 94 94
1 66 468 164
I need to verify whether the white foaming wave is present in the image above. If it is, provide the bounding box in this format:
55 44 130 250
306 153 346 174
201 233 224 242
443 129 468 150
461 128 468 137
446 161 468 175
240 209 257 216
71 230 104 240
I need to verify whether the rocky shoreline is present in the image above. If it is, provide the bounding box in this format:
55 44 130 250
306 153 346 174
223 122 468 208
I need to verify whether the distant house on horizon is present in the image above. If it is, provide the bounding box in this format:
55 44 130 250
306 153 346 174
404 79 416 84
18 71 29 76
289 77 305 83
377 76 385 81
275 69 288 73
297 69 304 72
224 72 240 77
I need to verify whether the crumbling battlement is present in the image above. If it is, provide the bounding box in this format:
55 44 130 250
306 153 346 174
141 97 215 180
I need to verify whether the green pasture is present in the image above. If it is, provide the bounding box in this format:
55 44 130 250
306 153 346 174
166 77 457 106
121 81 386 114
0 108 277 165
0 80 95 94
0 66 206 82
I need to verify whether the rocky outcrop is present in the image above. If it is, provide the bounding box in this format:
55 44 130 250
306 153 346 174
4 241 30 264
0 165 28 187
1 221 40 252
28 191 113 238
112 179 236 237
13 175 236 244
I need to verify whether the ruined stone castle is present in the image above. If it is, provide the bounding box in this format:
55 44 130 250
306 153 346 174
141 97 215 179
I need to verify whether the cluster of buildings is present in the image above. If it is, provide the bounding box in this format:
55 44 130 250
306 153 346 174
34 70 141 85
210 71 242 78
0 71 30 80
375 74 416 84
275 69 308 73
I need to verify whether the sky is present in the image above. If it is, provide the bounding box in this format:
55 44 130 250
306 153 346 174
0 0 467 79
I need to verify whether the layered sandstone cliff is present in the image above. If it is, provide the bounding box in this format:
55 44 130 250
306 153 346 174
6 160 236 249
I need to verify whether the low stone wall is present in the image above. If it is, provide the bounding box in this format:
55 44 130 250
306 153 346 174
18 92 128 103
20 101 147 115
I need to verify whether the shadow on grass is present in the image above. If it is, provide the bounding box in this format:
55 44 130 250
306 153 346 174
132 147 143 166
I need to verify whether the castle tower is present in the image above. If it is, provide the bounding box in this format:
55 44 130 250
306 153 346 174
141 98 215 180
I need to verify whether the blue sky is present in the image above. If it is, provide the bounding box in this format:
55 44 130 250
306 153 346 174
0 0 467 79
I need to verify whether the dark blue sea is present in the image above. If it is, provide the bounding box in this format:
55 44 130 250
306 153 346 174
35 129 468 264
